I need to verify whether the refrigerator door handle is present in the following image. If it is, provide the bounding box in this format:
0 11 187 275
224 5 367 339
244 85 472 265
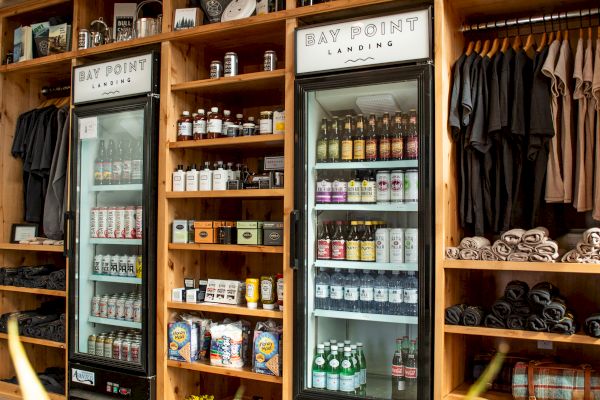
63 211 74 258
289 210 300 269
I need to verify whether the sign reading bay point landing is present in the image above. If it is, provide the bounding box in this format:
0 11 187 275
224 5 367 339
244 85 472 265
295 9 431 75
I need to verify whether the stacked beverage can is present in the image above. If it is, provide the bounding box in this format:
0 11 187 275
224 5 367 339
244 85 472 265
376 171 391 202
404 169 418 202
135 206 143 239
128 255 137 277
404 228 418 263
124 206 136 238
90 208 98 237
106 207 116 238
118 255 128 276
99 295 109 317
102 255 111 274
93 255 102 274
136 256 143 278
110 255 119 275
97 207 108 238
375 227 390 263
391 170 404 202
107 296 117 319
114 206 125 238
95 335 105 357
390 228 405 263
88 334 96 355
91 295 101 317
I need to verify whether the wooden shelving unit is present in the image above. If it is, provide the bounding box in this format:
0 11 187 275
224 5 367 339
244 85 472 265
165 189 285 199
0 243 63 252
168 301 283 319
0 381 66 400
171 69 285 95
168 134 285 150
0 285 66 297
444 259 600 274
168 243 283 253
444 325 600 346
444 383 511 400
0 333 66 349
167 360 283 384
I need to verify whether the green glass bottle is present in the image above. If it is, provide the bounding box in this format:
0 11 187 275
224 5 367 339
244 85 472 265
326 345 340 391
312 344 326 389
357 342 367 392
350 344 361 394
339 346 356 394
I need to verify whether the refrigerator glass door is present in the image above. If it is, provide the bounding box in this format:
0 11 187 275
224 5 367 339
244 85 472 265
298 68 432 400
72 106 146 369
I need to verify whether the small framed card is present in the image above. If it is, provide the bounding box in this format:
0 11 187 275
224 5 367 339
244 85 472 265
173 8 203 31
11 223 38 243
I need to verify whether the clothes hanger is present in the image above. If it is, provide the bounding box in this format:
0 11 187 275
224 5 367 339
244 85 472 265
512 34 522 51
523 18 536 53
561 12 568 41
480 39 491 57
487 38 500 58
579 10 584 40
465 41 475 56
501 20 510 53
474 40 482 53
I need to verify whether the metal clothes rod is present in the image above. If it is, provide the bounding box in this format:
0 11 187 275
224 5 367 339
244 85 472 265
461 7 600 32
41 85 71 96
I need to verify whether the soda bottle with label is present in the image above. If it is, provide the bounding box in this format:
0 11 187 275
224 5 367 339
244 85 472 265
328 117 340 162
121 140 132 184
350 344 361 393
323 341 331 359
380 112 392 160
391 111 404 160
316 118 328 162
359 270 374 313
353 115 366 161
331 221 346 260
405 340 418 397
329 269 345 311
357 342 367 392
345 221 361 261
95 140 105 185
341 115 354 162
326 345 340 391
360 221 376 262
112 140 124 184
373 270 389 314
392 338 405 399
315 268 330 310
365 114 378 161
312 344 327 389
339 347 356 394
131 140 143 184
401 336 410 360
317 222 332 260
343 269 359 312
104 139 115 184
405 109 418 160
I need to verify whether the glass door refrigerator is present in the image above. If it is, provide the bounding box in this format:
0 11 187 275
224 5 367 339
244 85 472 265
292 8 433 400
67 52 159 400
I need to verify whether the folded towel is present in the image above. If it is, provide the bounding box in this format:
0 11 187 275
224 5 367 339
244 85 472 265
584 313 600 337
549 313 576 335
535 241 559 257
491 298 512 320
542 297 567 323
446 247 460 260
577 242 598 256
528 253 555 263
484 313 506 328
517 242 535 253
507 314 527 330
528 282 559 309
523 227 549 245
501 229 526 246
463 306 485 326
459 248 480 260
583 228 600 246
480 246 499 261
527 314 549 331
512 301 532 317
507 252 529 262
460 237 491 249
492 240 513 258
505 281 529 303
562 249 582 263
445 304 466 325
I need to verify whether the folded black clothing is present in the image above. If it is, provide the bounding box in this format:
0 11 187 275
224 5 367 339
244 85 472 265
484 313 506 329
46 269 66 291
549 314 576 335
584 313 600 337
0 268 18 286
3 367 65 395
463 306 485 326
512 301 531 317
528 282 559 309
505 280 530 303
13 276 49 288
542 297 567 323
445 304 466 325
527 314 549 331
491 298 512 320
18 265 52 278
507 314 527 330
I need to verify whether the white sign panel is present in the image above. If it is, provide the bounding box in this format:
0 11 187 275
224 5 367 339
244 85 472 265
73 53 153 104
296 9 430 74
71 368 95 386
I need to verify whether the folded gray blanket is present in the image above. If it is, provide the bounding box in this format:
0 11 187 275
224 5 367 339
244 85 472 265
484 313 506 329
527 314 549 331
522 227 549 245
445 304 466 325
480 246 499 261
529 253 555 263
542 297 567 323
463 306 485 326
501 229 526 246
459 248 480 260
492 240 512 258
507 314 527 330
460 237 491 249
446 247 460 260
561 249 582 263
577 242 598 256
507 252 529 262
535 241 559 257
491 298 512 320
504 281 529 303
517 242 535 253
583 228 600 246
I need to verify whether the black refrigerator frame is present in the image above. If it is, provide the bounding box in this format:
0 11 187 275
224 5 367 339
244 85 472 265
67 52 159 399
292 63 435 400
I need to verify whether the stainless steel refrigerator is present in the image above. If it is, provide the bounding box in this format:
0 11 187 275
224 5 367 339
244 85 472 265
67 52 159 400
292 8 434 400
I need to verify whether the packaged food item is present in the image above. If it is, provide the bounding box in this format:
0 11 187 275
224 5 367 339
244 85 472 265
260 275 276 310
168 321 198 362
253 320 283 376
210 321 245 368
245 278 260 309
276 274 284 311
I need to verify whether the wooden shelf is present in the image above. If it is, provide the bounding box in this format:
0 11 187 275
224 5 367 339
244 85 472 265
0 243 63 252
166 189 284 199
0 286 66 297
169 243 283 253
168 301 283 318
0 51 75 75
0 381 65 400
76 34 167 58
444 325 600 346
444 383 511 400
443 259 600 274
167 360 282 384
171 70 285 96
168 134 284 150
0 333 65 349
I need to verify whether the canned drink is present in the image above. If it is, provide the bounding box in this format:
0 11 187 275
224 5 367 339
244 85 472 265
375 228 390 263
104 336 113 358
90 208 98 238
114 207 125 238
125 298 135 321
110 255 119 276
121 339 131 361
93 254 103 275
224 52 238 77
78 29 91 50
136 256 143 278
404 228 418 263
112 338 122 360
91 295 101 317
88 335 96 355
116 298 126 320
95 336 105 357
99 295 109 318
133 299 142 323
118 255 128 277
391 170 405 203
209 60 223 79
124 206 136 238
404 169 418 202
97 207 108 238
102 255 111 275
107 297 117 319
106 207 116 238
263 50 277 71
390 228 405 263
131 340 140 363
376 171 391 203
135 206 143 239
127 256 137 278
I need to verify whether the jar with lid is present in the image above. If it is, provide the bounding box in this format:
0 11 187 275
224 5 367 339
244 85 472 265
243 117 256 136
259 111 273 135
207 107 223 139
193 109 207 140
177 111 193 141
222 110 233 137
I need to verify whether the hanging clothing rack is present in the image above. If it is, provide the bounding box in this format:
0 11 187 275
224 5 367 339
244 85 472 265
40 85 71 97
461 7 600 32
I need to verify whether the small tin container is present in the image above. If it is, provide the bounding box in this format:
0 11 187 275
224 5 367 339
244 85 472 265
237 221 264 245
224 52 238 77
218 226 237 244
263 222 283 246
209 60 223 79
259 111 273 134
78 29 91 49
263 50 277 71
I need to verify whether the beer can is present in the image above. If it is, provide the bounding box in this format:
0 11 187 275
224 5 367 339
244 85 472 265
390 228 405 263
131 340 140 363
127 255 137 278
121 339 131 361
91 295 101 317
124 206 136 238
125 298 134 321
116 297 126 320
95 335 105 357
99 295 109 318
114 207 125 239
104 336 113 358
133 299 142 323
375 228 390 263
135 206 143 239
136 256 143 278
102 255 111 275
118 255 128 277
78 29 91 50
263 50 277 71
107 297 117 319
112 338 122 360
90 208 98 238
224 52 238 77
209 60 223 79
88 335 96 355
110 255 119 276
93 254 103 275
97 207 108 238
391 170 405 203
376 171 391 203
404 228 418 263
404 169 418 202
106 207 116 238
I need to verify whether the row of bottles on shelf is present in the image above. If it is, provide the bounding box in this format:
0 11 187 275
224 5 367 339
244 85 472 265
315 269 418 316
90 205 142 239
88 329 142 364
317 221 418 263
94 139 143 185
316 111 418 163
92 253 142 278
317 169 418 204
91 291 142 322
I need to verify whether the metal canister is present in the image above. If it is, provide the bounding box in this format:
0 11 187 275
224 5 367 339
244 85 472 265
135 206 143 239
91 295 101 317
259 111 273 135
107 296 117 319
90 208 98 238
88 335 96 355
93 254 103 275
375 228 390 263
104 336 113 358
390 170 405 203
95 335 105 357
118 255 128 277
78 29 91 49
97 207 108 238
209 60 223 79
131 340 140 363
102 255 111 275
116 297 126 320
124 206 136 238
133 299 142 323
224 52 238 77
376 171 391 203
99 295 109 317
112 338 122 360
404 169 418 202
121 339 131 361
125 298 135 321
404 228 418 263
390 228 405 263
127 255 137 277
263 50 277 71
110 255 119 276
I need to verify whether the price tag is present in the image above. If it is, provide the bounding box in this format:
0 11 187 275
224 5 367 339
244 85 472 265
79 117 98 140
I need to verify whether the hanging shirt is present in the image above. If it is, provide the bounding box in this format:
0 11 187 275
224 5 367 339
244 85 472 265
555 38 574 203
466 54 483 233
573 37 587 211
593 39 600 221
461 52 479 226
582 38 595 212
499 47 516 230
449 53 467 227
488 50 505 232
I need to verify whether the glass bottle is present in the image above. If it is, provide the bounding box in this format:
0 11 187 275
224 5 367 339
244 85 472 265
392 338 405 399
353 115 365 161
94 139 105 185
343 269 360 312
177 111 193 141
341 115 354 162
121 140 132 184
312 344 327 389
131 140 143 184
326 345 340 391
359 269 374 314
331 174 347 203
331 221 346 261
347 172 362 203
379 112 391 161
193 109 207 140
316 118 328 162
391 111 404 160
328 117 340 162
373 270 389 314
222 109 233 137
315 268 330 310
329 269 344 311
361 170 377 204
357 342 367 392
405 109 418 160
339 347 355 394
317 222 332 260
360 221 376 262
404 340 418 397
365 113 378 161
104 139 115 184
112 140 123 185
207 107 223 139
345 221 361 261
350 344 361 393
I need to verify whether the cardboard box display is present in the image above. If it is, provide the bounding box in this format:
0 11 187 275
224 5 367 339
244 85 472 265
194 221 216 243
237 221 264 245
174 8 203 31
172 288 185 302
186 288 199 303
168 321 198 362
204 278 245 305
263 222 284 246
172 220 188 243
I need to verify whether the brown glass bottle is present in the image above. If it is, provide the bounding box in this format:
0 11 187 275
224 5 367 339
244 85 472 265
331 221 346 260
193 109 207 140
405 109 418 160
207 107 223 139
341 115 354 162
316 118 328 163
353 115 366 161
360 221 375 262
177 111 193 141
345 221 361 261
391 111 404 160
328 117 341 162
317 221 332 260
365 114 378 161
379 112 391 161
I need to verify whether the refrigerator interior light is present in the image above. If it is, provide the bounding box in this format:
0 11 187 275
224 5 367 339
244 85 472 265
355 93 400 116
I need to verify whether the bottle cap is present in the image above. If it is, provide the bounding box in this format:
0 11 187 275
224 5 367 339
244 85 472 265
197 109 205 114
263 303 275 310
247 302 257 309
224 110 231 115
317 344 324 349
183 111 190 116
236 113 243 118
356 342 363 347
248 116 255 121
211 107 218 112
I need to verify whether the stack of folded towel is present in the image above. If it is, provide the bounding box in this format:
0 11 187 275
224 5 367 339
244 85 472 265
445 281 577 335
584 313 600 337
0 265 66 291
0 300 65 343
561 228 600 264
446 227 560 262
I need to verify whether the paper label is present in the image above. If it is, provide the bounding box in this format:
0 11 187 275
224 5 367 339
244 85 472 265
79 117 98 140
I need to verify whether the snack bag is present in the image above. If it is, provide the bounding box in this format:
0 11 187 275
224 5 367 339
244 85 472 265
210 321 244 368
168 321 198 362
253 320 282 376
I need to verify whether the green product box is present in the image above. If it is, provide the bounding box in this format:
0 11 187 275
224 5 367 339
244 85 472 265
237 221 264 245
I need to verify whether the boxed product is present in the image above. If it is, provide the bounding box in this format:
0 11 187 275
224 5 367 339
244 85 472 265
253 320 283 376
186 289 199 303
194 221 216 243
172 288 185 302
204 279 244 305
237 221 264 245
168 321 198 362
197 280 208 302
273 110 285 135
172 220 189 243
263 222 283 246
